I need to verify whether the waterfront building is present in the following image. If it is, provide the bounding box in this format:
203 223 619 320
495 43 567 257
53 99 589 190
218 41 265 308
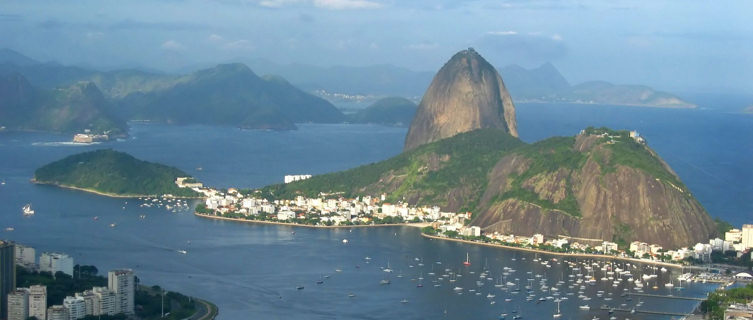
0 240 15 320
47 305 69 320
6 289 28 320
108 269 135 314
39 252 74 277
28 285 47 320
726 228 743 243
92 287 118 316
601 241 618 253
724 303 753 319
742 225 753 249
63 296 86 319
13 245 35 268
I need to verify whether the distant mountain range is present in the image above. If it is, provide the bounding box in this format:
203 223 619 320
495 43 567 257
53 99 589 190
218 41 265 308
349 97 417 127
0 72 125 135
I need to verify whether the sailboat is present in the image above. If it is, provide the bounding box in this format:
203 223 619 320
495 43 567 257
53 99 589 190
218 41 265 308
22 203 34 216
553 300 562 318
463 252 471 266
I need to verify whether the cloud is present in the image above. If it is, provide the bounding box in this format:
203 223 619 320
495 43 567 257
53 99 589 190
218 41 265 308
208 34 224 42
476 31 568 64
258 0 380 9
161 40 185 51
406 42 439 50
313 0 381 9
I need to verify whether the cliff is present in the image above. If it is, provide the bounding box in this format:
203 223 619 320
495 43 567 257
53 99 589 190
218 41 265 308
404 48 517 151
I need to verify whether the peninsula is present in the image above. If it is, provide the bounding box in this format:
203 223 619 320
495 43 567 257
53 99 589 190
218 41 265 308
32 149 200 198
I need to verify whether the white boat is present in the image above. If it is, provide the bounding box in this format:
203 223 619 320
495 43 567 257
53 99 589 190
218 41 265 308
22 203 34 216
177 249 188 254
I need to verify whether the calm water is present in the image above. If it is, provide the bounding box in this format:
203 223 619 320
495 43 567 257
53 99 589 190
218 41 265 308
1 104 750 319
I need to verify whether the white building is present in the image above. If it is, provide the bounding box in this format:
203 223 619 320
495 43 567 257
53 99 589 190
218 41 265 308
7 289 29 320
530 234 544 246
92 287 118 316
108 269 135 315
742 225 753 249
726 228 743 243
28 285 47 320
14 245 35 267
47 305 69 320
63 296 86 320
39 252 74 277
470 226 481 237
601 241 618 253
284 174 312 184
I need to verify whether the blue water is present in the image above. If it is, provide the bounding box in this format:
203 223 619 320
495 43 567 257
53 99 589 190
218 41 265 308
0 103 750 319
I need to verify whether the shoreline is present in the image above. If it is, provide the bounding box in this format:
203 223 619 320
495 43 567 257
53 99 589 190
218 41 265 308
194 211 431 229
31 179 202 199
515 100 697 109
420 233 686 269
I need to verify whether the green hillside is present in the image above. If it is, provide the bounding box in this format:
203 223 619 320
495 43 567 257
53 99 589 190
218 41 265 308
350 97 417 126
34 149 199 197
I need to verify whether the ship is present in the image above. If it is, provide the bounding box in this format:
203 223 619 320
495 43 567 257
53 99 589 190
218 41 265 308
22 203 34 216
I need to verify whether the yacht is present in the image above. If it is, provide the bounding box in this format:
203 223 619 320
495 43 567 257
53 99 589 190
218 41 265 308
22 203 34 216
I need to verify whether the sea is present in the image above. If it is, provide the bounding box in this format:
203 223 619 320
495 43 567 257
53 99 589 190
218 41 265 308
0 103 751 319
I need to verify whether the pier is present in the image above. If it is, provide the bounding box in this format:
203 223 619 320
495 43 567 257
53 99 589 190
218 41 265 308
599 306 691 317
628 292 706 301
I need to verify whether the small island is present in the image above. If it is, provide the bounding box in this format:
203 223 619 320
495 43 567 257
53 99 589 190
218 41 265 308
32 149 200 198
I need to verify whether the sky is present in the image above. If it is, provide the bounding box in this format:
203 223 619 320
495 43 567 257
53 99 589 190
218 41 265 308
0 0 751 94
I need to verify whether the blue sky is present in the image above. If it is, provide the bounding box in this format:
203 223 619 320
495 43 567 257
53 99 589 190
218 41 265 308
1 0 751 93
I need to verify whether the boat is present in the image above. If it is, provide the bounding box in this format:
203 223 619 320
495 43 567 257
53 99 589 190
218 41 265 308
463 252 471 266
348 293 356 298
400 299 408 304
380 279 391 285
296 286 304 290
579 305 590 310
177 250 187 254
342 239 348 244
4 227 14 231
109 223 117 228
22 203 34 216
553 300 562 318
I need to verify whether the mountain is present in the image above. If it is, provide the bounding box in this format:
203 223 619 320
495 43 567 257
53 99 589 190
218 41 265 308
499 63 696 108
404 48 518 151
246 59 434 97
262 49 717 249
350 97 417 126
0 73 125 135
115 63 345 130
0 48 39 66
499 62 570 98
33 149 199 197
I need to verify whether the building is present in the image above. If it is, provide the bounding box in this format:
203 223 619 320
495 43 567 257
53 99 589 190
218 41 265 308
742 225 753 249
601 241 618 253
63 296 86 319
13 245 35 267
47 305 69 320
92 287 118 316
76 290 98 316
28 285 47 320
0 240 16 320
6 289 29 320
724 303 753 319
726 228 743 243
39 252 74 277
108 269 135 314
284 174 312 184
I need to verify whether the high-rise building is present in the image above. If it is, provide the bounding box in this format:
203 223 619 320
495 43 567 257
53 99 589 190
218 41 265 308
108 269 134 315
39 252 74 277
92 287 117 316
0 240 16 320
28 285 47 320
76 290 98 316
13 245 35 267
47 305 69 320
63 296 86 320
6 289 29 320
742 225 753 249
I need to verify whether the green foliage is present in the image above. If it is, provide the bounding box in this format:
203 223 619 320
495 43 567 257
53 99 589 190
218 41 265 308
611 223 633 249
702 283 753 320
16 266 107 306
715 217 734 236
350 97 417 126
135 290 196 320
34 149 199 197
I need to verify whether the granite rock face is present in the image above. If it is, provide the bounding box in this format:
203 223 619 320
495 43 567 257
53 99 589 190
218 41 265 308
404 48 517 151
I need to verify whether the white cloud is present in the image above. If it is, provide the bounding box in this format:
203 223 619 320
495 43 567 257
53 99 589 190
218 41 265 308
313 0 381 9
161 40 185 51
551 34 563 41
406 42 438 50
208 34 224 42
487 31 518 36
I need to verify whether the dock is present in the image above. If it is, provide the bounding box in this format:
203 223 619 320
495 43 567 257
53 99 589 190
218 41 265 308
599 306 691 317
628 292 706 301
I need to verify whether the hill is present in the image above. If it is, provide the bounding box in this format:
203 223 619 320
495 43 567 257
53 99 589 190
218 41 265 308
114 63 345 130
404 48 518 151
0 73 125 135
264 127 716 248
33 149 199 197
350 97 417 126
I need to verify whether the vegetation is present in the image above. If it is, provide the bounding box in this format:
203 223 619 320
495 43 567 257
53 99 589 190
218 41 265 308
16 265 197 320
715 217 735 236
34 149 199 197
701 283 753 320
